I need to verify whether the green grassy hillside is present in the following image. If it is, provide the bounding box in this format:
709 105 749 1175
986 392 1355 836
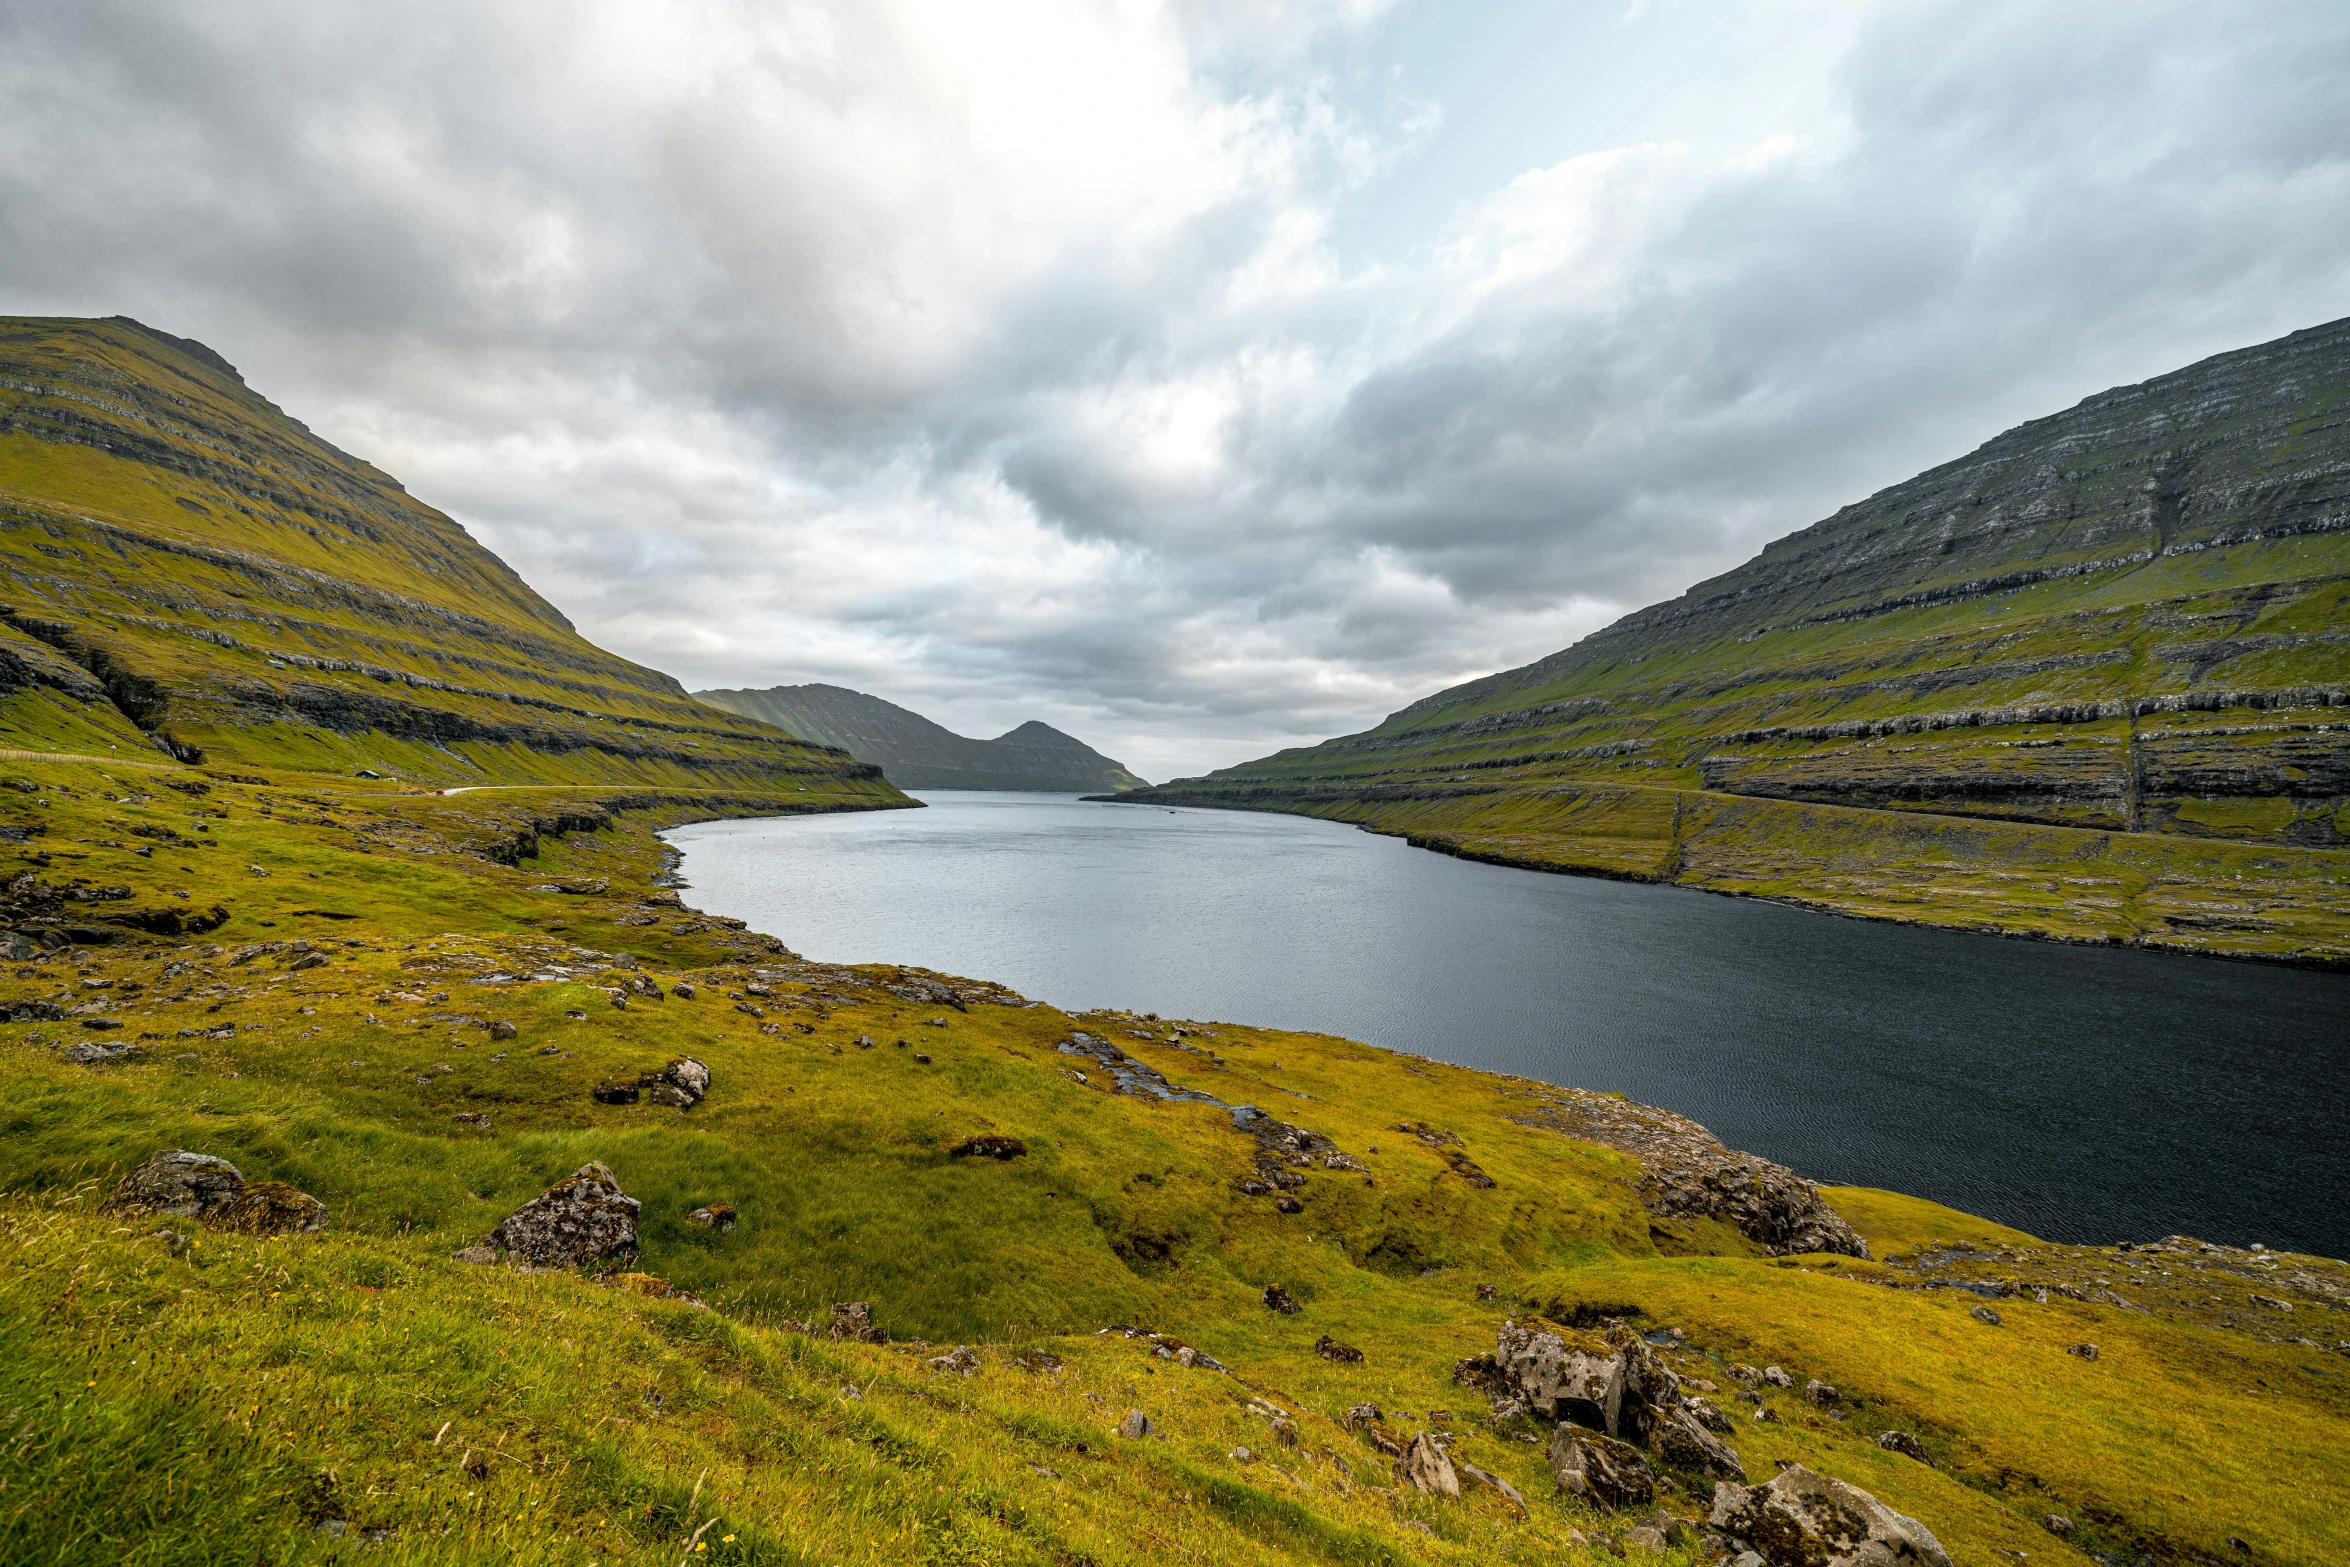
2 765 2343 1566
0 317 904 798
1119 318 2350 966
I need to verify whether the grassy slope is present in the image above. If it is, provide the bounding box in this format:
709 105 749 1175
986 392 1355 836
1123 495 2350 967
1119 319 2350 962
0 316 886 795
0 763 2342 1566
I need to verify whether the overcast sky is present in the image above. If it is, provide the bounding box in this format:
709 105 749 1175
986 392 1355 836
4 1 2348 780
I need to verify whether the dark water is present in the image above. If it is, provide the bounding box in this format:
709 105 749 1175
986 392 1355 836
665 792 2350 1258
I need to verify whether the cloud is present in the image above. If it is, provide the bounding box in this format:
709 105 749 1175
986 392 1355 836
1 0 2346 780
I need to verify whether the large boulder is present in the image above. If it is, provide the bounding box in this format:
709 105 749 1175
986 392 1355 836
1495 1319 1682 1443
639 1057 710 1109
486 1161 641 1269
1652 1404 1746 1482
213 1180 329 1236
1396 1432 1460 1499
110 1149 244 1219
1549 1429 1655 1511
1496 1319 1626 1431
1709 1466 1952 1567
1610 1327 1681 1446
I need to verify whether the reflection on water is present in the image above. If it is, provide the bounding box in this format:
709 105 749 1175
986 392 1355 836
667 791 2350 1257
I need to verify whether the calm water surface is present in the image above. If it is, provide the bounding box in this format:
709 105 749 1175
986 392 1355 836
666 792 2350 1257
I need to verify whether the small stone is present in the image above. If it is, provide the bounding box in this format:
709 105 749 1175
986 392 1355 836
829 1301 888 1344
1274 1194 1303 1213
1971 1305 2003 1326
1342 1403 1383 1430
1624 1525 1666 1553
288 952 327 971
913 1053 931 1064
1684 1395 1734 1433
1314 1335 1364 1364
926 1346 981 1375
593 1080 640 1105
689 1203 738 1231
948 1135 1027 1160
1877 1430 1933 1465
1804 1379 1839 1406
453 1244 498 1265
488 1019 517 1041
1477 1282 1497 1300
451 1112 491 1128
1230 1446 1253 1462
2067 1343 2099 1361
2044 1513 2075 1536
1118 1408 1153 1439
1761 1365 1793 1388
1261 1283 1301 1314
671 982 696 999
856 1034 874 1048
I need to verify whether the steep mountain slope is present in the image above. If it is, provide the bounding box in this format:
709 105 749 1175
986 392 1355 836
1123 316 2350 965
697 681 1147 790
0 316 904 799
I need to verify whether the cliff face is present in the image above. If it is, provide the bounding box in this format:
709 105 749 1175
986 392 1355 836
1123 316 2350 964
0 316 896 797
695 683 1146 792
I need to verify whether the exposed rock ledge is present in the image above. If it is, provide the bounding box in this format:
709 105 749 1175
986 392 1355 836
1508 1088 1866 1258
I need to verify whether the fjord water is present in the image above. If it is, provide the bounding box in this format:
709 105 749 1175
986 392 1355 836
667 793 2350 1258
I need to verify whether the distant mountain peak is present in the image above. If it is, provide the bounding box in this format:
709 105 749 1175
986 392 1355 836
695 684 1146 792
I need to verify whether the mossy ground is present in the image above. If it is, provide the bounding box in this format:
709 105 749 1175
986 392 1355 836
0 758 2342 1565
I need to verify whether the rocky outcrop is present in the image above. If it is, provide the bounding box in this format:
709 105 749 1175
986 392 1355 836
109 1150 245 1220
107 1149 326 1236
595 1058 709 1110
1396 1432 1460 1498
1497 1318 1747 1488
1496 1319 1629 1431
1508 1090 1866 1257
1709 1466 1952 1567
1549 1430 1654 1511
484 1161 641 1269
949 1134 1027 1160
829 1301 888 1344
212 1181 329 1236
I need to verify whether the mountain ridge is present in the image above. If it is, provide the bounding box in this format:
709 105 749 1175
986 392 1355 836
1117 313 2350 966
0 315 902 801
696 680 1147 791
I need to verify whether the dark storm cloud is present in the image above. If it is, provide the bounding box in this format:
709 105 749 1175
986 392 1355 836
1 0 2345 778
